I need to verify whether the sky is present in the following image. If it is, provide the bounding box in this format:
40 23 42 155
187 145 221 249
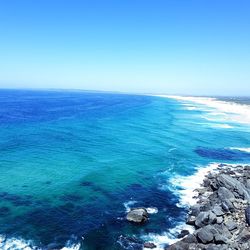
0 0 249 95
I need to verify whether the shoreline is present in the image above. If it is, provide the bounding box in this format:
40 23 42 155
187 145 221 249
166 163 250 250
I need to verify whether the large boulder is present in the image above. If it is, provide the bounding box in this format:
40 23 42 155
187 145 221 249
196 225 214 244
126 208 148 223
195 211 217 228
217 174 250 200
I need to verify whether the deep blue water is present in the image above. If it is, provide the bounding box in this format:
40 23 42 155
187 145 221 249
0 90 249 250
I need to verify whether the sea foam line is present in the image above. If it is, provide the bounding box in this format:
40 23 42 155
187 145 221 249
156 95 250 125
0 235 81 250
168 163 218 207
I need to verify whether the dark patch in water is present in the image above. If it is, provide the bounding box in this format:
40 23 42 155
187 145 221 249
45 181 52 185
0 181 185 249
195 147 250 160
0 192 33 206
79 181 93 187
0 206 10 215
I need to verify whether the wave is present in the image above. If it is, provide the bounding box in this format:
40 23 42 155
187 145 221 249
141 223 194 250
0 235 81 250
229 147 250 153
156 95 250 124
167 163 218 207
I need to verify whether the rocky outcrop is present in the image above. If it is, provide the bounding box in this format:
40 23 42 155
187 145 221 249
166 164 250 250
126 207 149 223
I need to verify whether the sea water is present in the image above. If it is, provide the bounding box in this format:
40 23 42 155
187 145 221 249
0 90 249 250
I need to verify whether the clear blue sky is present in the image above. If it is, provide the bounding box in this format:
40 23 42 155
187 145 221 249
0 0 249 95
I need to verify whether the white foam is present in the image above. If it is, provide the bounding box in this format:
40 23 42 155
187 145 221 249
229 147 250 153
0 235 34 250
156 95 250 125
0 235 81 250
162 163 218 207
146 207 158 214
142 223 194 250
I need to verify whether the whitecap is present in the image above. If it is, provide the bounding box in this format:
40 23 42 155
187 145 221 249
141 223 194 250
0 235 81 250
229 147 250 153
146 207 158 214
162 163 218 207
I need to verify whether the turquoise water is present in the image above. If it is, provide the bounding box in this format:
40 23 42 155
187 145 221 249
0 90 249 249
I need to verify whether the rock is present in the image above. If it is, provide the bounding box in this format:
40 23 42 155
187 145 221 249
126 208 148 223
177 230 189 239
186 215 196 225
214 233 228 244
166 241 189 250
217 174 237 190
144 242 156 248
245 206 250 225
221 199 234 212
238 228 250 243
195 211 216 228
224 220 237 231
182 234 197 244
218 187 235 201
190 204 200 216
216 216 224 224
212 205 225 216
196 226 214 243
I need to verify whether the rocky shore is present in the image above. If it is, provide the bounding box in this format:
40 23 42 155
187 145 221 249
167 164 250 250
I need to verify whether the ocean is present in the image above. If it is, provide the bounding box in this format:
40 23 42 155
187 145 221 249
0 90 249 250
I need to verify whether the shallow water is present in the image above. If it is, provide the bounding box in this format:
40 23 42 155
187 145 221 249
0 90 249 249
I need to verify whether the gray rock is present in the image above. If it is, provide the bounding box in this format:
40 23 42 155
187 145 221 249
238 228 250 243
216 216 224 224
221 199 234 212
177 230 189 239
196 226 214 243
126 208 148 223
214 224 232 239
224 220 237 231
195 211 216 228
214 233 228 244
190 204 200 216
144 242 156 249
166 241 189 250
218 187 235 201
212 205 225 216
182 234 197 244
186 215 196 225
217 174 238 190
245 206 250 225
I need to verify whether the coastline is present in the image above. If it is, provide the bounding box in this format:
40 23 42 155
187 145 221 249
166 163 250 250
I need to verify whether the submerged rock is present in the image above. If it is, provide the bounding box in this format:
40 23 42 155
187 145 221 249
126 208 148 223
